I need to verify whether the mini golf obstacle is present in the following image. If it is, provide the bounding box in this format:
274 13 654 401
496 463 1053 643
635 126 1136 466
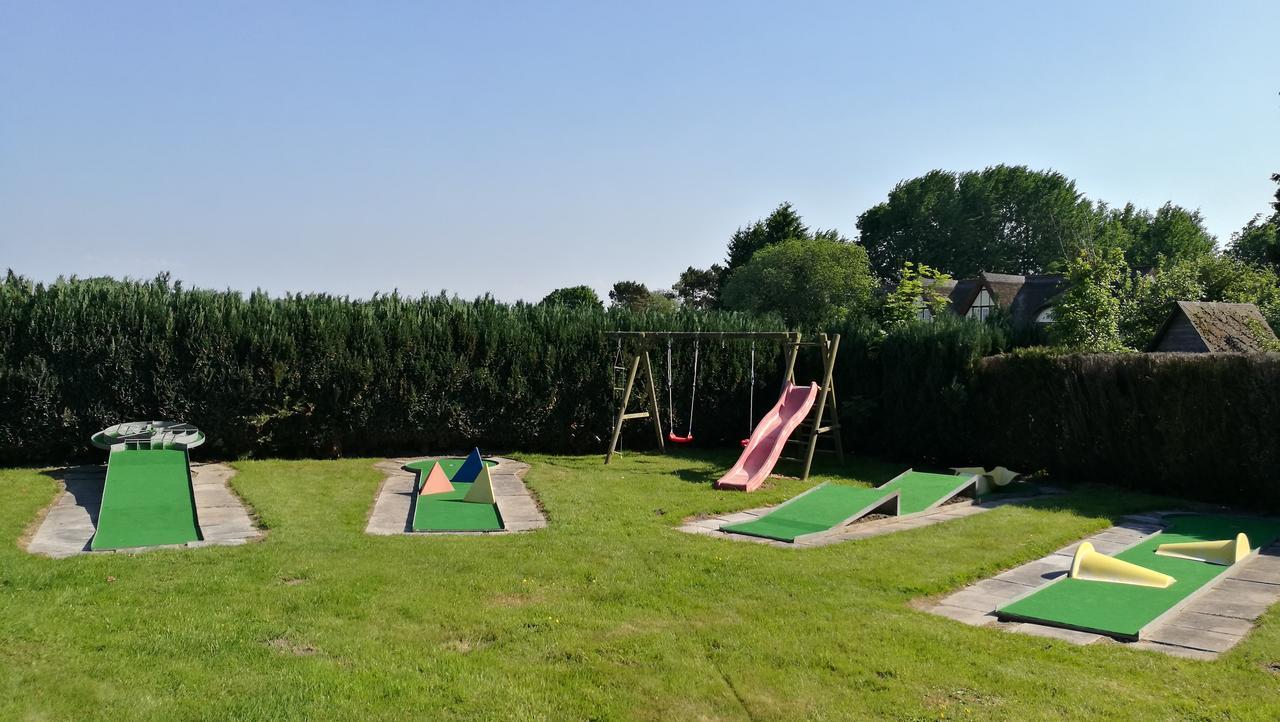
996 514 1280 641
719 469 981 543
89 421 205 551
405 448 504 532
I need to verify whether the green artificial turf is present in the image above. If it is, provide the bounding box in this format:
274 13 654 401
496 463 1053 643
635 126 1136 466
998 514 1280 639
7 452 1280 720
720 482 893 542
407 459 503 532
878 470 974 515
90 449 201 550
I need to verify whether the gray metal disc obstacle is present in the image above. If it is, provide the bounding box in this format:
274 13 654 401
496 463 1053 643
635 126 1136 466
91 420 206 451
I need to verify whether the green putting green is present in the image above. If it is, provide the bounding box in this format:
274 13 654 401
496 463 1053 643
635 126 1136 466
91 448 202 550
878 470 975 515
998 514 1280 639
720 483 896 543
407 459 503 532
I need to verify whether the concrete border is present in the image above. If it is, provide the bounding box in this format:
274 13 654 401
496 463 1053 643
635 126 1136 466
679 487 1054 548
24 462 263 558
924 513 1280 660
365 456 546 536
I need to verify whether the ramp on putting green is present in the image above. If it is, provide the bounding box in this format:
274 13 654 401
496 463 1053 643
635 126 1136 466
91 448 202 550
406 458 503 532
997 514 1280 640
878 470 980 515
720 483 900 543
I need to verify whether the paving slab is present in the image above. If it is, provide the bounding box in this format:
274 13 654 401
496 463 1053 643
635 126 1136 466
1142 623 1244 653
365 456 544 536
26 462 262 557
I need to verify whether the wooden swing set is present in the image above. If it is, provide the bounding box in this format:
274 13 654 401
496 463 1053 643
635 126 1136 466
603 330 843 481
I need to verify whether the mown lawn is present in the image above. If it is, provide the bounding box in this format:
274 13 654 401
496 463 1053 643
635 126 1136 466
2 450 1279 720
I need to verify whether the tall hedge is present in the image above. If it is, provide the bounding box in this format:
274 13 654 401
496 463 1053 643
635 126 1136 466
0 273 789 464
969 351 1280 510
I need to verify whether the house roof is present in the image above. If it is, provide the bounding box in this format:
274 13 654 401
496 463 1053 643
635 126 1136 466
946 272 1067 324
1151 301 1278 353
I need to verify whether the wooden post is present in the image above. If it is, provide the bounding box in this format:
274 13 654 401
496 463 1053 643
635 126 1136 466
604 349 665 464
641 350 665 450
800 333 843 481
605 353 641 464
782 332 801 386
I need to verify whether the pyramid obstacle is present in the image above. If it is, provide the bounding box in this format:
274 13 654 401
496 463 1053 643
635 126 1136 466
1156 533 1250 566
452 447 485 483
407 448 504 532
418 463 454 496
463 462 496 503
1069 541 1175 589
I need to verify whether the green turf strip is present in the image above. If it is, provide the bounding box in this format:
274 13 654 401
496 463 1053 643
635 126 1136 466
721 483 894 543
878 470 972 515
998 514 1280 639
408 459 503 532
91 448 201 550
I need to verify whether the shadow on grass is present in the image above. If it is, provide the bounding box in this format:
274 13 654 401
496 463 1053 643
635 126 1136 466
665 447 911 488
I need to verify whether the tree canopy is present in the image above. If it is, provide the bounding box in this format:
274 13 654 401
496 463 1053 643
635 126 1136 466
720 237 875 328
856 165 1096 278
608 281 677 313
540 285 603 309
672 265 723 310
724 203 810 271
1228 173 1280 270
855 165 1217 278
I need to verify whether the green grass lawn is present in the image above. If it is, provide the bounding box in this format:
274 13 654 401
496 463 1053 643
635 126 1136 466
2 450 1280 720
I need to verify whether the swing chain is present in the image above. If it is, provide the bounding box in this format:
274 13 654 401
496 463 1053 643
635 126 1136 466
687 339 699 434
747 341 755 433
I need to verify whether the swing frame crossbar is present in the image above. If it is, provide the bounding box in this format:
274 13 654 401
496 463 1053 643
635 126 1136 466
603 330 844 481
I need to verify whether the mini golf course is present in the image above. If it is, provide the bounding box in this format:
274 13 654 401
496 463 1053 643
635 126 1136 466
997 514 1280 640
89 421 205 551
406 451 504 532
719 470 979 543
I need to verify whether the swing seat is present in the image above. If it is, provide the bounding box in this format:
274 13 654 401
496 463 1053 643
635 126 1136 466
667 432 694 444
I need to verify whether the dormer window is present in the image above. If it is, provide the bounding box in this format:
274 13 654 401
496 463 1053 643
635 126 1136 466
966 288 996 321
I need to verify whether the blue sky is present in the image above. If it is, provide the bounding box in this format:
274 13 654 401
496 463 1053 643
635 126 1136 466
2 1 1277 301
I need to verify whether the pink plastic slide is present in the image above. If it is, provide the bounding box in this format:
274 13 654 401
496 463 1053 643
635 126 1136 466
714 382 819 492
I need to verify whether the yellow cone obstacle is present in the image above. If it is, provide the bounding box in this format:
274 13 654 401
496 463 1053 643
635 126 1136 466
1069 542 1176 588
951 466 1021 496
987 466 1020 486
463 462 496 504
1156 533 1250 566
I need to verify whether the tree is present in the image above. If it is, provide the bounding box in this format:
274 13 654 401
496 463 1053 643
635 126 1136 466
882 262 953 329
857 165 1096 278
1229 216 1280 269
1051 247 1130 352
608 281 678 313
672 265 724 310
1123 203 1216 269
1118 260 1204 349
1228 174 1280 270
608 281 652 311
539 285 603 309
720 237 875 328
724 202 809 271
